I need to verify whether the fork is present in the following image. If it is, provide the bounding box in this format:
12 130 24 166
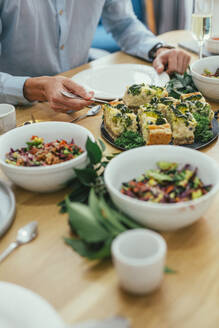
61 90 115 104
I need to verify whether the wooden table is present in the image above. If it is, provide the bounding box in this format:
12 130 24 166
1 30 219 328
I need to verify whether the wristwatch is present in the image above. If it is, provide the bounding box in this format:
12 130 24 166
148 43 175 60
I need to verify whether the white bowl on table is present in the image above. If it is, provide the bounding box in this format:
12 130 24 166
104 146 219 231
0 282 65 328
205 36 219 54
190 56 219 102
0 121 94 192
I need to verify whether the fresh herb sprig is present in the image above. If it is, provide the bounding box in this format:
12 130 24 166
59 137 143 260
64 188 142 260
58 138 113 212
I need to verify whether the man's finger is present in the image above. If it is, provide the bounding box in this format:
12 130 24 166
63 79 93 100
183 55 190 73
50 96 92 111
166 51 178 74
60 98 93 110
177 55 184 75
153 57 165 73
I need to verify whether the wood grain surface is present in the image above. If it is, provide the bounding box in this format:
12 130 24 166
1 30 219 328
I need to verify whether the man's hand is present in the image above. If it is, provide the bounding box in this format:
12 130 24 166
153 48 191 75
24 76 94 112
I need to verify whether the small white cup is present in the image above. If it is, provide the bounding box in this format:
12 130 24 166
0 104 16 135
111 229 167 295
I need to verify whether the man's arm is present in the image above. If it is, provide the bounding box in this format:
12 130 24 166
23 76 94 112
0 72 93 111
102 0 190 74
102 0 160 61
0 72 32 105
0 1 93 110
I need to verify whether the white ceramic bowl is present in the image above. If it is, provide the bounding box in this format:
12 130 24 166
104 146 219 231
0 282 65 328
0 104 16 135
190 56 219 102
0 122 94 192
205 37 219 54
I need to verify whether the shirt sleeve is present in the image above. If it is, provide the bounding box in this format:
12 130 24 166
0 15 31 105
0 72 32 105
102 0 163 61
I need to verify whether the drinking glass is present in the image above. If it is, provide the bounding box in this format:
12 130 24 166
111 229 167 294
191 0 213 58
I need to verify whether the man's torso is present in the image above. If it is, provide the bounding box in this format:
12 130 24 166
0 0 106 76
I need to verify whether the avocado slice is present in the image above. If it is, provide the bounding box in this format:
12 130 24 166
192 189 203 199
157 161 178 171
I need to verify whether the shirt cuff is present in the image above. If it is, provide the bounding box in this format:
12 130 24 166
3 76 34 105
141 39 164 62
124 38 163 63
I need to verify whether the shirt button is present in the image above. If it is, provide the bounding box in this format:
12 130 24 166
60 44 64 50
59 9 63 16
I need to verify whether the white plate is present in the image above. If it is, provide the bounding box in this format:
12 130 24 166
0 180 16 237
72 64 170 100
0 282 65 328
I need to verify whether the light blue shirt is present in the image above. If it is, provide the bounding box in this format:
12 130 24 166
0 0 160 105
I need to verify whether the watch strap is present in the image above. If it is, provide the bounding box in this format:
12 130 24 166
148 43 175 60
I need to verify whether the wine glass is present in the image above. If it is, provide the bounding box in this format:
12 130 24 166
191 0 213 59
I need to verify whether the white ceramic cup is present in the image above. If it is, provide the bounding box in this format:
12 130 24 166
111 229 167 295
0 104 16 135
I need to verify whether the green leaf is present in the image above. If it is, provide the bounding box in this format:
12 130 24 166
166 72 197 99
86 137 102 165
89 190 142 232
66 177 84 189
68 189 89 204
101 161 109 168
168 89 181 99
105 155 115 160
64 237 112 260
88 189 103 218
68 180 90 201
58 199 67 213
74 167 97 186
66 198 109 242
98 138 106 152
89 189 120 235
108 203 143 229
58 179 90 212
164 266 177 274
98 197 126 233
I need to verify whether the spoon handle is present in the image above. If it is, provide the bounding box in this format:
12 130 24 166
71 113 87 123
0 241 19 263
61 90 111 104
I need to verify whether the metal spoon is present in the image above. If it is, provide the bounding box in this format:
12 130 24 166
0 221 38 263
61 90 115 104
70 104 101 123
